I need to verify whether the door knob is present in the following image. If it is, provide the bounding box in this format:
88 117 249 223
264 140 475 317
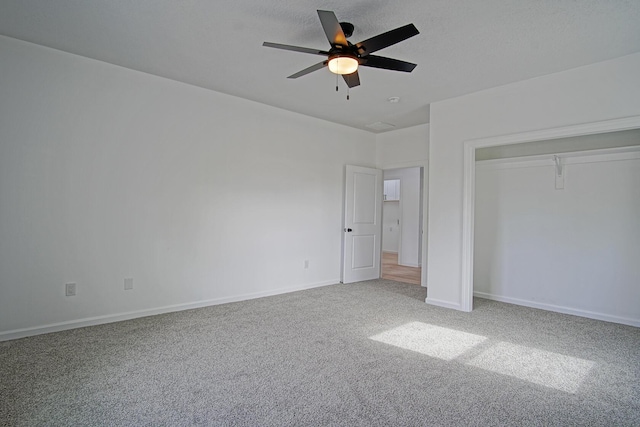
344 228 353 232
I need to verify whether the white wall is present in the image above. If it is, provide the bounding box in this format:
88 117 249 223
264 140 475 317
428 52 640 310
0 36 376 339
383 168 422 267
382 198 400 253
376 124 429 169
474 149 640 324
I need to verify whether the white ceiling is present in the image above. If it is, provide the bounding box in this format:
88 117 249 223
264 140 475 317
1 1 639 133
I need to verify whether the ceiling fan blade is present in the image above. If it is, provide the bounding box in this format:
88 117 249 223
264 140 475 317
342 71 360 88
288 61 328 79
360 55 417 72
317 10 348 46
355 24 419 56
263 42 329 56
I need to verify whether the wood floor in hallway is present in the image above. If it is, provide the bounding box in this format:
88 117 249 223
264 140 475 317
381 251 421 285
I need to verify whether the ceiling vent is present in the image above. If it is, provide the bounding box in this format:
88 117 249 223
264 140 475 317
366 122 396 132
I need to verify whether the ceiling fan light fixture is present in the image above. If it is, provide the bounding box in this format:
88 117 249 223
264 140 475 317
263 10 419 88
328 56 358 75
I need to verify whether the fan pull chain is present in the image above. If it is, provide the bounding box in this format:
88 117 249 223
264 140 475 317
336 73 339 92
347 86 350 100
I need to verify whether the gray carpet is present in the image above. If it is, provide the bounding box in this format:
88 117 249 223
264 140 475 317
1 279 639 426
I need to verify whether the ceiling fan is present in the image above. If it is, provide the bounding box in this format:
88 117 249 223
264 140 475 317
263 10 419 90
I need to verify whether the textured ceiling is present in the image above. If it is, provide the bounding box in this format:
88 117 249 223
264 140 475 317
1 1 639 133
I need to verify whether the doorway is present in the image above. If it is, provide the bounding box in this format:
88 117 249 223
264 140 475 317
381 167 423 285
460 116 640 313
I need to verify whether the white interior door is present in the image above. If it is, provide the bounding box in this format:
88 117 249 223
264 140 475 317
342 165 383 283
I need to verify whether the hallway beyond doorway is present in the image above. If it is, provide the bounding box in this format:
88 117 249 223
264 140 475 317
381 252 421 285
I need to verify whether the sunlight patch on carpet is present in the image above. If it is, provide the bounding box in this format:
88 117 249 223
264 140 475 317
466 342 595 393
370 322 595 394
369 322 487 360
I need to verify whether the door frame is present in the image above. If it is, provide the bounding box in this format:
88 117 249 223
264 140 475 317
460 115 640 312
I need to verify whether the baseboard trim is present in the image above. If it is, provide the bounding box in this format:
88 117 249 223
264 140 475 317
399 262 420 268
425 297 462 311
474 291 640 327
0 279 339 342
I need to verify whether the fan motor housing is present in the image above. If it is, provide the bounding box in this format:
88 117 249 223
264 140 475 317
339 22 354 38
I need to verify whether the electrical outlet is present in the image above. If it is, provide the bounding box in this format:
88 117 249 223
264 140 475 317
304 260 309 269
65 283 76 296
124 277 133 290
